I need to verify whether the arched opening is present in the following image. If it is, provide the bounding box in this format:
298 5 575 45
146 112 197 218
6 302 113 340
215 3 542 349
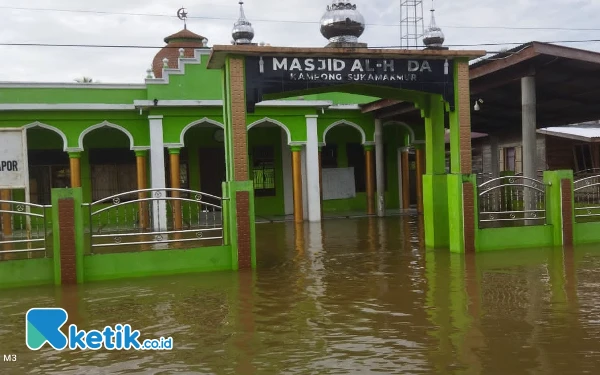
82 127 136 202
181 120 226 198
247 119 289 218
322 123 369 213
380 123 419 211
26 127 70 205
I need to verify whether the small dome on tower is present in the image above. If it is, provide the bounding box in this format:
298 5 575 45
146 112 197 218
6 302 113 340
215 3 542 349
232 1 255 45
320 1 365 44
423 2 446 49
152 28 209 78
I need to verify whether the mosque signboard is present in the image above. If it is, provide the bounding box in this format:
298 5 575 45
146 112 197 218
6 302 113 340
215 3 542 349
244 56 455 111
0 128 29 190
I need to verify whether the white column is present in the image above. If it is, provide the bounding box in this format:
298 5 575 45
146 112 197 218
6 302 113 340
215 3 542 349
522 76 537 222
149 115 167 231
375 119 385 217
301 146 308 220
305 115 322 222
522 76 537 180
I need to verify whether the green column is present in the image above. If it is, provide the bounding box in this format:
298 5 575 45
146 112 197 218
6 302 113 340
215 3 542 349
422 94 449 248
544 170 574 247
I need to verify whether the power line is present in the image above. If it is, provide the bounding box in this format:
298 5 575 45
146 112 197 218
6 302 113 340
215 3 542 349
1 39 600 51
2 5 600 32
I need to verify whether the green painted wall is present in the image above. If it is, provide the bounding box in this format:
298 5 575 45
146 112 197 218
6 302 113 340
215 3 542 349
0 111 150 149
0 258 54 289
574 222 600 245
476 225 555 252
83 245 233 282
0 87 145 104
147 54 223 101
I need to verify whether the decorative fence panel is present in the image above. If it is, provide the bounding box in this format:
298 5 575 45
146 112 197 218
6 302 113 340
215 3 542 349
478 176 547 228
574 175 600 223
84 188 223 253
0 200 50 260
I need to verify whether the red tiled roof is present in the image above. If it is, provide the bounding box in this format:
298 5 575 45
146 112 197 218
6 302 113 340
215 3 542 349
152 28 208 78
164 28 206 44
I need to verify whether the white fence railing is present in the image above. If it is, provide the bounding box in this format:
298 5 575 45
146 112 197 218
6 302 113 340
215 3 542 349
478 176 547 228
84 188 223 252
0 200 50 258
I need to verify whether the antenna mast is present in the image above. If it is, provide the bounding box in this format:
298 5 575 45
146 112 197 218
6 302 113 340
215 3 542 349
399 0 425 49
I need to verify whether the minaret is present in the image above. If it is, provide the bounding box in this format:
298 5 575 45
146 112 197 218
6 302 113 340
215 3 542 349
232 1 256 45
423 0 447 50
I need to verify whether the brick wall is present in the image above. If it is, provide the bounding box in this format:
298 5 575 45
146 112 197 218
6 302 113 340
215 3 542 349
457 61 473 174
561 179 574 246
229 57 249 182
463 182 476 254
236 191 252 269
58 198 77 285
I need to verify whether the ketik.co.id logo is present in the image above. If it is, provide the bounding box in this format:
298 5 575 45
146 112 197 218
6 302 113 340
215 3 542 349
26 308 173 351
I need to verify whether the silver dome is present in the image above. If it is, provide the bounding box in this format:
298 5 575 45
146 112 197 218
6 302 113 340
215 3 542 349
320 2 365 44
423 7 445 48
232 1 254 45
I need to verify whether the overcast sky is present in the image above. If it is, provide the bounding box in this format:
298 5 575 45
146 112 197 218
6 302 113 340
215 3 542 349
0 0 598 83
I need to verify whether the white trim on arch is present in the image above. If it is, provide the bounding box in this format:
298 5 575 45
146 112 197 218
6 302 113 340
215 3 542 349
180 117 225 146
323 120 366 145
78 121 135 150
381 121 417 144
247 117 293 145
22 121 69 151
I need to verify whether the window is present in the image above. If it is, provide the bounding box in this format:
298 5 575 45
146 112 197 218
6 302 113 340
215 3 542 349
252 146 276 197
28 150 71 205
90 149 136 201
346 143 367 193
505 147 516 172
574 144 594 173
321 145 338 168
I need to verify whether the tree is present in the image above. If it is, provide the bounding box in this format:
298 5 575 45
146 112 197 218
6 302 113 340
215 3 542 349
74 77 95 83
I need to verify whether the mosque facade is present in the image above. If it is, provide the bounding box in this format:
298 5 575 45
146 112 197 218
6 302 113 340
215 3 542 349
0 1 435 220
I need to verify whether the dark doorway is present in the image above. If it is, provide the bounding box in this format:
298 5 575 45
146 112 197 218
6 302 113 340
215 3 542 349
199 148 226 197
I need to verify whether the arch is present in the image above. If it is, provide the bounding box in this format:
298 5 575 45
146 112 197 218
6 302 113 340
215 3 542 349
247 117 292 145
381 120 416 145
23 121 69 151
78 121 135 150
180 117 224 145
323 120 366 145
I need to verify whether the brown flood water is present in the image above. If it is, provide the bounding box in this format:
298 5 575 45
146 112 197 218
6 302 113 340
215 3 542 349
1 216 600 374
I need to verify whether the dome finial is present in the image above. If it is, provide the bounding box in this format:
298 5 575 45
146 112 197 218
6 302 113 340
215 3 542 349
232 1 255 45
177 7 188 30
320 1 367 47
423 0 446 49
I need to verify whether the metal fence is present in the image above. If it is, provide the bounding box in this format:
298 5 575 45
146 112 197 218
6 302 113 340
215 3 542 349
478 176 547 228
0 200 50 259
574 175 600 222
85 188 223 252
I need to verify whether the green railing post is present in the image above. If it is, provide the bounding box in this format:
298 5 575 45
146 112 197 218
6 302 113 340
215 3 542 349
544 170 574 247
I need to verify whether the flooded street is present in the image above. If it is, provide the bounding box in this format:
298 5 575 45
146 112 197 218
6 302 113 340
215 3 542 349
2 216 600 374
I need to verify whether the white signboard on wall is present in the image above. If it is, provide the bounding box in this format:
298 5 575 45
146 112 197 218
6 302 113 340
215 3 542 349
0 128 29 190
322 168 356 201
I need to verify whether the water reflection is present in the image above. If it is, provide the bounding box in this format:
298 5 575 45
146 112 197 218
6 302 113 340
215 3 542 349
0 217 600 373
